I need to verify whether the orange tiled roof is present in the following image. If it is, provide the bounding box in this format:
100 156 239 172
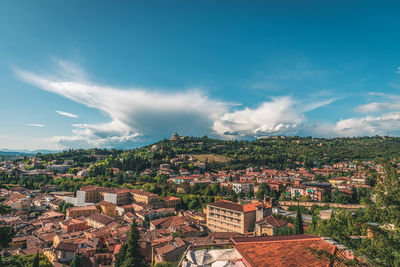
163 196 180 201
233 235 352 267
208 200 259 213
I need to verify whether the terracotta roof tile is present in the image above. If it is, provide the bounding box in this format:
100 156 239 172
208 200 257 212
233 235 352 267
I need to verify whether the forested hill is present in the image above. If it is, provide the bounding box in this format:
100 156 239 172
37 136 400 171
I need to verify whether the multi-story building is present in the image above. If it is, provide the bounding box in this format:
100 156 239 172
96 200 116 217
61 218 87 233
66 205 98 218
75 186 131 206
163 196 181 209
206 200 262 234
85 213 114 229
232 182 254 194
102 188 131 206
286 182 330 201
131 189 160 205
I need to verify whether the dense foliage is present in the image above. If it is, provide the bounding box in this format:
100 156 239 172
35 136 400 173
309 161 400 266
3 253 51 267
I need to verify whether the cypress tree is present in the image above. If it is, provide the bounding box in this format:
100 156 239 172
294 205 304 234
115 242 127 267
0 254 3 267
117 220 144 267
70 254 83 267
32 251 40 267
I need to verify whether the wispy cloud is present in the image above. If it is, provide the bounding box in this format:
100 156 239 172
355 92 400 113
56 110 78 118
249 61 329 91
26 123 44 127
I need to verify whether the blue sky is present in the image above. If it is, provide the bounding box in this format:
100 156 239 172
1 0 400 150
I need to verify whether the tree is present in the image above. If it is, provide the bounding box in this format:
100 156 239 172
32 251 40 267
116 220 144 267
115 243 128 267
0 204 12 215
188 199 200 210
0 226 15 249
0 255 3 267
310 211 319 232
294 205 304 234
70 254 82 267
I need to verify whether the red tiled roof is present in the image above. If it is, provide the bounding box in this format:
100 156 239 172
163 196 180 201
86 213 114 226
233 235 352 267
150 216 185 229
256 215 288 228
208 200 259 213
62 218 86 226
243 203 259 212
55 241 78 252
97 200 115 206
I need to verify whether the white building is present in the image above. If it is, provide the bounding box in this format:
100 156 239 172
232 182 254 194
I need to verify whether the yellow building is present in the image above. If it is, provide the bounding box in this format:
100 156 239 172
131 189 160 204
254 215 288 236
97 200 116 217
85 213 114 229
66 205 98 218
206 200 259 234
163 196 181 209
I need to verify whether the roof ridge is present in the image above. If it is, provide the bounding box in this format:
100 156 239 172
233 237 322 244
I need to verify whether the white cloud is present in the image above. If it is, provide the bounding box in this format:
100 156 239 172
355 93 400 113
14 62 340 147
26 123 44 127
56 110 78 118
15 65 230 148
213 97 304 138
334 112 400 136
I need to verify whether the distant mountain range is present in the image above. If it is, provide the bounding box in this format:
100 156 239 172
0 149 61 156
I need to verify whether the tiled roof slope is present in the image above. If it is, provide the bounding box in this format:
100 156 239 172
208 200 259 213
232 235 353 267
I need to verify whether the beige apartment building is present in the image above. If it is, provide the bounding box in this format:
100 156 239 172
66 205 98 218
206 200 259 234
163 196 181 209
131 189 160 204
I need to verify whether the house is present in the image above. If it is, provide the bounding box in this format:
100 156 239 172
254 215 288 236
130 189 160 205
329 177 351 187
153 237 187 264
286 182 330 201
44 241 78 264
162 196 181 209
150 216 186 231
66 205 98 218
232 182 254 194
85 213 114 229
61 218 87 233
96 200 116 217
172 177 193 184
